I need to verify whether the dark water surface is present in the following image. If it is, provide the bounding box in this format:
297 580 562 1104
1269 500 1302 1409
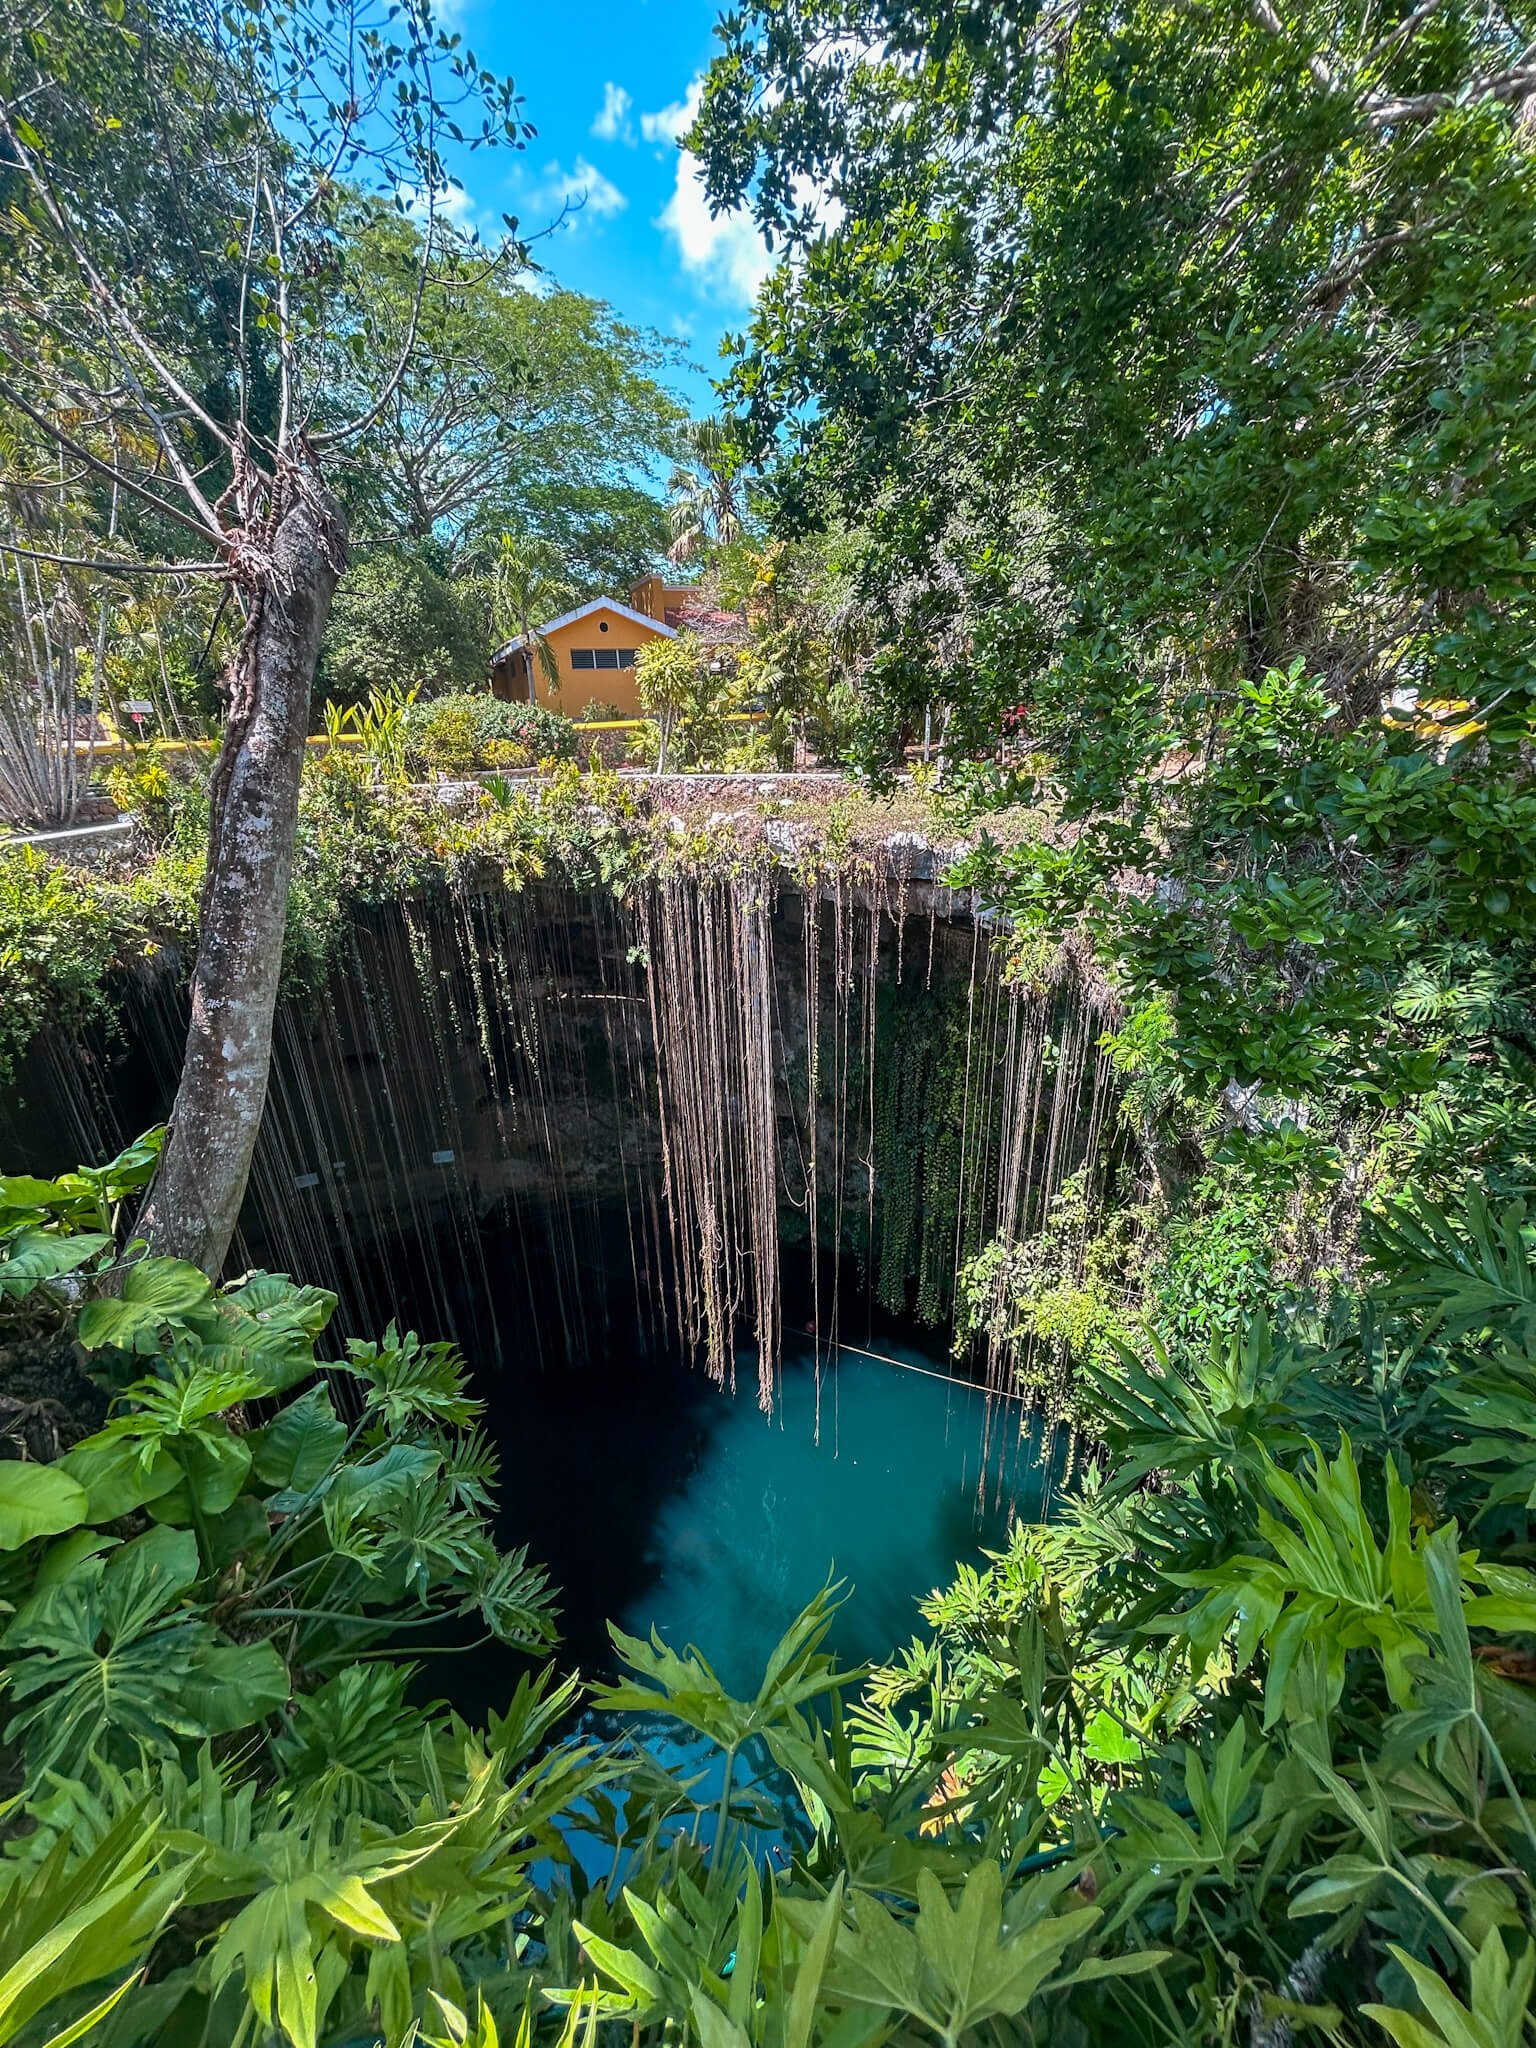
470 1332 1049 1875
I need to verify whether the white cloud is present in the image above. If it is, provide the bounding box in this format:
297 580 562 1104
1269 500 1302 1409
641 94 693 147
647 77 767 302
661 176 776 304
591 81 634 144
648 76 842 307
523 156 628 232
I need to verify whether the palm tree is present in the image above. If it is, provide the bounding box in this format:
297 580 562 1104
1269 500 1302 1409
489 534 578 705
666 417 746 566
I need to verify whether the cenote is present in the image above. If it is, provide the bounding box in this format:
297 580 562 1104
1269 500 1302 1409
505 1337 1031 1697
417 1236 1053 1713
5 859 1120 1709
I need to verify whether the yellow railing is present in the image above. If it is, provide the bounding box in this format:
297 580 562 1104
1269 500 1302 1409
73 733 367 758
567 713 766 732
78 711 767 753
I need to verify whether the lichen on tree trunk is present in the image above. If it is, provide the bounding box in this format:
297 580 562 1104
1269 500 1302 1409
137 476 347 1275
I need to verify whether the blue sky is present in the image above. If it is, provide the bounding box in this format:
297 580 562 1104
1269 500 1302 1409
439 0 767 414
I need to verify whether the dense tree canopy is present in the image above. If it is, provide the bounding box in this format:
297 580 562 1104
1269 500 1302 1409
698 0 1536 746
332 211 685 577
693 0 1536 1189
316 544 485 705
0 0 686 818
0 0 534 1264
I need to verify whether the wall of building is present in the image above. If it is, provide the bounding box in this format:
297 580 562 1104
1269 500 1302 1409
491 603 666 717
628 575 695 627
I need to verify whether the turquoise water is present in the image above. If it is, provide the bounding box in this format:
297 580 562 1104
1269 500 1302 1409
510 1338 1047 1877
486 1333 1047 1707
611 1343 1032 1694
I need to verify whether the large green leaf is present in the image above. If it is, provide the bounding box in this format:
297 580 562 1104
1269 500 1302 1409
221 1270 337 1342
195 1272 339 1395
0 1465 88 1552
2 1526 281 1771
1368 1188 1536 1343
595 1583 852 1750
59 1354 260 1526
0 1176 70 1212
77 1259 213 1351
80 1362 262 1525
0 1230 113 1301
203 1811 455 2048
55 1436 182 1524
146 1431 254 1525
50 1129 165 1222
0 1808 186 2047
251 1387 347 1496
180 1641 291 1733
1362 1929 1536 2048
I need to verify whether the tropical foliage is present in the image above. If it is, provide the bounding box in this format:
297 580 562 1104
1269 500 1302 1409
667 418 748 568
0 0 687 831
689 0 1536 1211
399 693 582 777
634 633 747 772
0 738 954 1084
318 551 487 710
331 213 684 568
5 0 1536 2042
3 1143 1535 2044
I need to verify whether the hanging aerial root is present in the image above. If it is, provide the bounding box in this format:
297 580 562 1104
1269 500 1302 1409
641 869 781 1407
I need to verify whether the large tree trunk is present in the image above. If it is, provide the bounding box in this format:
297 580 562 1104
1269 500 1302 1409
138 478 347 1274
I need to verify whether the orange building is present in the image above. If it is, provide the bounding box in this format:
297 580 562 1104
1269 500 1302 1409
488 578 699 718
628 575 697 628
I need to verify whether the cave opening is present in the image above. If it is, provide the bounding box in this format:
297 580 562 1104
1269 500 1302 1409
5 865 1122 1701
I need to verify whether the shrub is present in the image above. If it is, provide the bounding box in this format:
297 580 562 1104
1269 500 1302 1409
719 717 789 771
103 753 180 839
483 737 531 770
491 699 578 764
0 849 127 1077
635 633 742 771
401 694 579 777
408 697 480 778
4 1156 1531 2042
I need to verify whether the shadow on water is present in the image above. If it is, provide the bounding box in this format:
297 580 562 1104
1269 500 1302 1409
6 1019 1055 1745
337 1185 1052 1730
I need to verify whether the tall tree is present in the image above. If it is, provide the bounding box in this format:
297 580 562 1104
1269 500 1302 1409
332 214 687 570
0 0 528 1272
695 0 1536 764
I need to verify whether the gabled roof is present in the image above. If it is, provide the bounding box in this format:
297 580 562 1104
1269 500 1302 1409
491 597 676 665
